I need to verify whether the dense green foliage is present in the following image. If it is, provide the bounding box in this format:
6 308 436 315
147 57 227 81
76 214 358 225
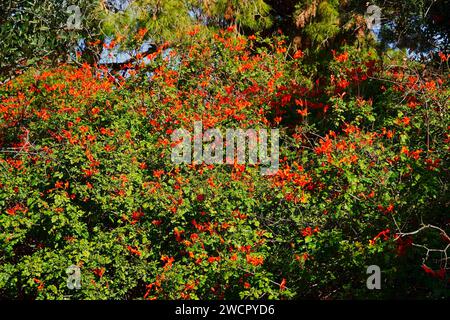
1 24 449 299
1 0 449 300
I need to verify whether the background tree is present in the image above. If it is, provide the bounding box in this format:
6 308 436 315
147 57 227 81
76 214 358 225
374 0 450 55
0 0 104 82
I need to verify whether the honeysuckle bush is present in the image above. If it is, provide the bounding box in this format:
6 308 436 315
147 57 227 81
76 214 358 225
0 27 449 299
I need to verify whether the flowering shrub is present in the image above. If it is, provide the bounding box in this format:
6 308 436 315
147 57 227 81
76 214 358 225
0 28 449 299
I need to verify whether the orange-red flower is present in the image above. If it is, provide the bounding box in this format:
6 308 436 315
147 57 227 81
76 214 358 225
293 50 304 59
279 278 286 291
246 254 264 266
